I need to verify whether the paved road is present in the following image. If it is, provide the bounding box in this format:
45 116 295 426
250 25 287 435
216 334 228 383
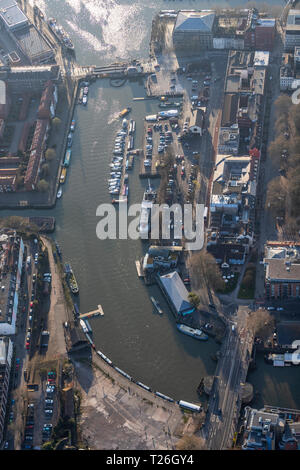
40 237 68 361
202 307 253 450
255 24 288 300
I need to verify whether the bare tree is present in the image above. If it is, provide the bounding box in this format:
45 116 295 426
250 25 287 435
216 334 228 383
189 251 225 292
176 434 207 450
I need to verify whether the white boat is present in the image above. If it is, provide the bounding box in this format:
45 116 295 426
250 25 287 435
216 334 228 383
150 296 163 315
57 187 62 199
145 114 157 122
177 324 208 341
80 319 88 334
139 182 156 238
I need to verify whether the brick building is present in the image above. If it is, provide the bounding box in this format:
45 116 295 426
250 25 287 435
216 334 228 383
264 242 300 300
254 19 276 51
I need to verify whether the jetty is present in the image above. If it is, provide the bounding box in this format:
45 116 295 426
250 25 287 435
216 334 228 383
79 304 104 319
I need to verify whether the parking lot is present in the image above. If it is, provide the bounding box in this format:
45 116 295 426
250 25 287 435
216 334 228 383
21 369 58 449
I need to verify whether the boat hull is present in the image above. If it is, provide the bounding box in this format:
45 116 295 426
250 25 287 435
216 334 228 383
177 324 208 341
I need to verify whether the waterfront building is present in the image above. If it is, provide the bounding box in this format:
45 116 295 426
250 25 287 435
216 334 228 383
0 0 28 32
143 246 178 274
285 10 300 52
242 407 280 450
173 10 216 53
158 271 194 318
264 242 300 299
0 336 13 443
0 231 24 335
243 406 300 450
0 0 54 65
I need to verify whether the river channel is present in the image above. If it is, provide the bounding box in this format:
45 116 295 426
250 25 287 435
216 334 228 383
2 0 300 406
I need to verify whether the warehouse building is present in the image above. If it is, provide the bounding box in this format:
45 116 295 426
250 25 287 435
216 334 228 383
158 271 195 318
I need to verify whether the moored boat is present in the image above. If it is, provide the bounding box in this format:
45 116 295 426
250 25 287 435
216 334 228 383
57 187 62 199
150 296 163 315
60 167 67 184
64 262 79 294
78 88 84 103
63 149 72 167
177 324 208 341
67 133 73 147
48 18 75 51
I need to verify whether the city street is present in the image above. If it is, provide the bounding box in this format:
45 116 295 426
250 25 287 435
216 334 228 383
202 307 253 450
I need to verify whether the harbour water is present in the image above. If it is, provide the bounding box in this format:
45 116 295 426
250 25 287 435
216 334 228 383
3 0 300 405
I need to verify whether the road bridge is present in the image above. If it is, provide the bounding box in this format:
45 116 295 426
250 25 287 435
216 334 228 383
202 307 253 450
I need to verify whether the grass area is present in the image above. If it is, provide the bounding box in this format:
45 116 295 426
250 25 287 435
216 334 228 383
238 264 256 299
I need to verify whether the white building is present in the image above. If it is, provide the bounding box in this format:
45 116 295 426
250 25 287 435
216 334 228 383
253 51 270 68
0 0 28 32
189 108 204 135
285 10 300 51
